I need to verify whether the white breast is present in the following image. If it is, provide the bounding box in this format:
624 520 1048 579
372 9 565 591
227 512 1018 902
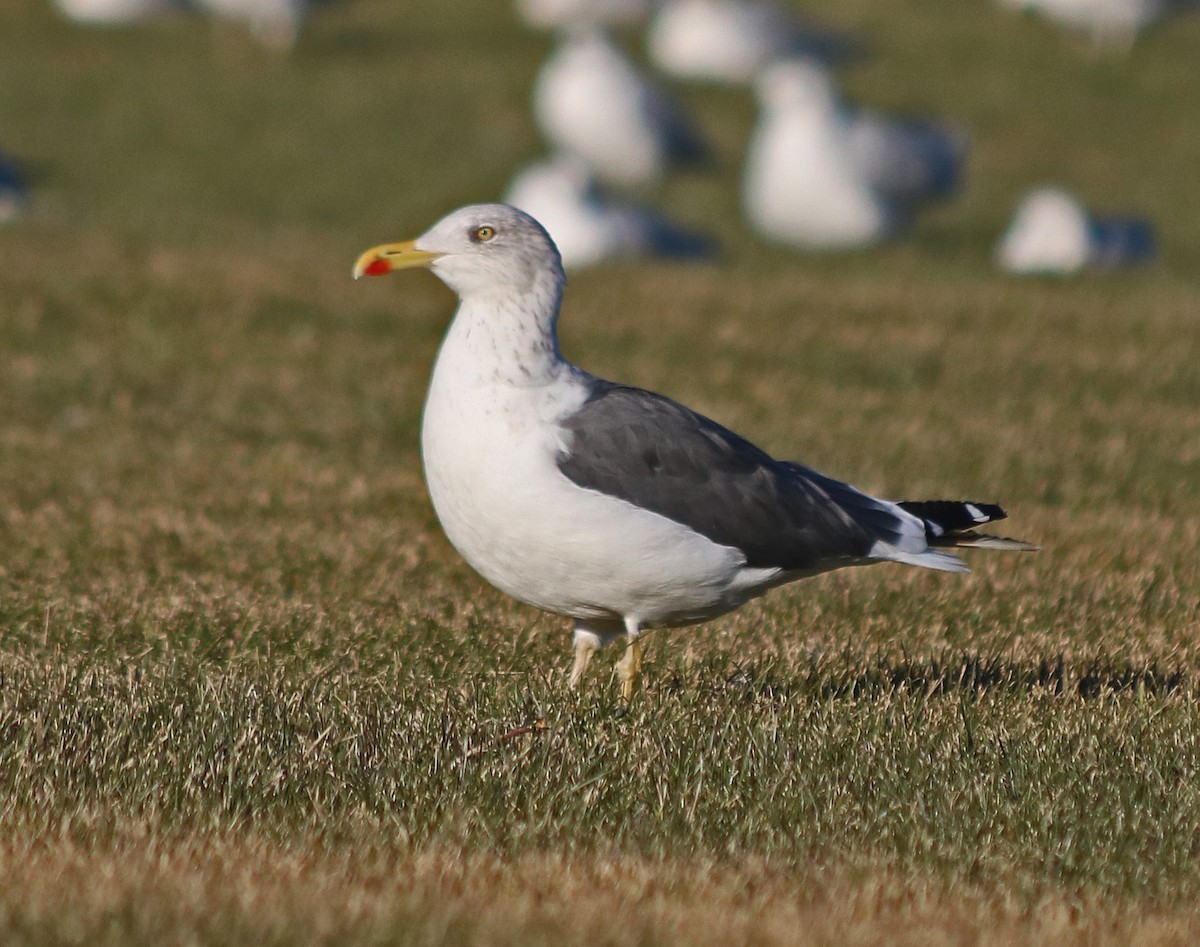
419 323 769 627
743 105 890 249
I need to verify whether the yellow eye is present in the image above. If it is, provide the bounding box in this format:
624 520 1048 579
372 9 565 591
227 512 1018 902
471 225 496 242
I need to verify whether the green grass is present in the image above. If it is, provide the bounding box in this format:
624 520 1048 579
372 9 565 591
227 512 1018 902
2 0 1200 942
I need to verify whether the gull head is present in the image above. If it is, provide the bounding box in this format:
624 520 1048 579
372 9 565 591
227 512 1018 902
755 58 837 113
354 203 565 298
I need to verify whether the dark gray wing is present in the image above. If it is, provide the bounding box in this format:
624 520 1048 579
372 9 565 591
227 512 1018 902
640 87 711 167
845 113 965 204
0 149 27 215
556 381 875 570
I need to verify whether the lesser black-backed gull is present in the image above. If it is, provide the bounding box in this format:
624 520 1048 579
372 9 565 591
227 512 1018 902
532 29 710 188
354 203 1034 698
647 0 858 85
743 60 966 250
0 149 27 225
503 155 714 269
997 187 1155 275
995 0 1169 48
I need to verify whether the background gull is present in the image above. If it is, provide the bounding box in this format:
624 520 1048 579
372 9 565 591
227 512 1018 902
191 0 311 48
995 0 1172 47
503 155 714 268
516 0 655 29
997 186 1157 274
353 204 1034 699
0 148 27 225
647 0 859 85
532 28 711 187
53 0 180 24
742 59 966 250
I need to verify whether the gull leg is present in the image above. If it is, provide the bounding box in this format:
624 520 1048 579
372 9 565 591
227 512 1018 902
616 618 645 701
569 619 622 692
616 639 644 701
569 637 597 691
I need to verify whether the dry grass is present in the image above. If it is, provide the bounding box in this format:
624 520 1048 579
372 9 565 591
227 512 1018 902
2 0 1200 942
5 837 1200 946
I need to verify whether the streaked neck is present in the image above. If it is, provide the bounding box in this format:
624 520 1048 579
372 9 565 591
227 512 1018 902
439 273 567 387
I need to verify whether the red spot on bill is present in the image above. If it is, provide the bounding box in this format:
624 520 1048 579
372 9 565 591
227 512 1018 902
362 258 391 276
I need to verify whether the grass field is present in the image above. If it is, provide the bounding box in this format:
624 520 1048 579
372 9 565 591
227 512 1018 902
2 0 1200 942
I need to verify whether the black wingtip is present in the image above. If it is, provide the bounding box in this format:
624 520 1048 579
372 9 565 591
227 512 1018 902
897 500 1036 553
897 500 1007 532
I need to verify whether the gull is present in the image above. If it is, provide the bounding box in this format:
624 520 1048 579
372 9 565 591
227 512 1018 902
647 0 858 85
503 155 714 268
53 0 180 24
192 0 310 49
353 204 1034 698
997 187 1156 274
0 149 27 225
743 59 966 250
532 29 710 187
996 0 1170 47
516 0 655 29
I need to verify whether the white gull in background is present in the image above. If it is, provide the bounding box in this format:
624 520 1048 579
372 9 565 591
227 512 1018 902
742 59 966 250
996 0 1171 47
533 29 711 187
503 155 714 268
353 204 1034 697
516 0 655 29
0 149 27 225
647 0 858 85
54 0 180 24
192 0 310 48
997 187 1156 274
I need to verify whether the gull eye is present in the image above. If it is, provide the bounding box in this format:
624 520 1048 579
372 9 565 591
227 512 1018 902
470 225 496 243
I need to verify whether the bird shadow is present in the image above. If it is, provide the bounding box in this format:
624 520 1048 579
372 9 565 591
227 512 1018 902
674 649 1189 703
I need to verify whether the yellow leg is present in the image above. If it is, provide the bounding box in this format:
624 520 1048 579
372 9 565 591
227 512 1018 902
569 636 597 691
616 638 644 702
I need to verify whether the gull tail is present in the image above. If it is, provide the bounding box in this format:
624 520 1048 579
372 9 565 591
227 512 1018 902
897 500 1038 553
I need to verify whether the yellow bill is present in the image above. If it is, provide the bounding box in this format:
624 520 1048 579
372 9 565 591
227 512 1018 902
353 240 442 279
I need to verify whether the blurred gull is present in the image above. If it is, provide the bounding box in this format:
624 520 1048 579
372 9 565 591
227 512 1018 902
996 0 1169 46
742 59 966 250
647 0 858 84
192 0 310 49
504 155 714 268
0 149 27 225
517 0 655 29
533 29 711 187
996 187 1156 274
54 0 180 24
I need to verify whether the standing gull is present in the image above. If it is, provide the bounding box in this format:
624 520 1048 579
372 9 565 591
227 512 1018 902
647 0 858 85
743 59 966 250
516 0 654 29
354 204 1034 698
192 0 311 49
53 0 180 24
533 29 710 187
503 154 714 268
995 0 1171 47
997 187 1156 275
0 149 27 225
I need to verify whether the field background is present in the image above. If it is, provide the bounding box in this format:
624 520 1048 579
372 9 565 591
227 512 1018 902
2 0 1200 943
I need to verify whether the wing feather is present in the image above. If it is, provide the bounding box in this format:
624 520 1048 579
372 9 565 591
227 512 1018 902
556 381 874 570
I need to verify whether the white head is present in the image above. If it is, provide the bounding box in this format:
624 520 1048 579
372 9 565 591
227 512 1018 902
353 203 566 299
561 25 618 59
996 187 1091 274
755 58 838 112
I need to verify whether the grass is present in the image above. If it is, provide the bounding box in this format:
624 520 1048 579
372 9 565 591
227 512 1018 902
2 0 1200 942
